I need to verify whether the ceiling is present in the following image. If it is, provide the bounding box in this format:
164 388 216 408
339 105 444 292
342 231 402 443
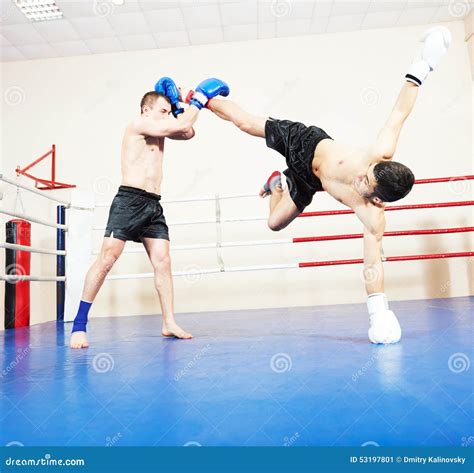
0 0 471 62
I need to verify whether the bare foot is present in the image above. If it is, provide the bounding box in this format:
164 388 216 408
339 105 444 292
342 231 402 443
70 331 89 349
162 322 193 339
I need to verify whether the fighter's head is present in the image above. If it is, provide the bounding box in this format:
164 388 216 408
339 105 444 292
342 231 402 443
140 91 171 118
355 161 415 205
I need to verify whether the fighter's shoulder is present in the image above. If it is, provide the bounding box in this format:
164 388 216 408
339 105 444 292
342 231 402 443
127 118 144 135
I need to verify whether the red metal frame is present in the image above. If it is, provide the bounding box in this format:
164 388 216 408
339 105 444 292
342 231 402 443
16 145 76 190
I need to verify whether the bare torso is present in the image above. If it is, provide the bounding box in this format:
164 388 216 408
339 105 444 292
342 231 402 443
312 139 378 210
121 125 164 193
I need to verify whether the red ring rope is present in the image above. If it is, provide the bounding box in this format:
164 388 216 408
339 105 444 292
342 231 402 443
414 175 474 184
299 252 474 268
299 200 474 218
293 226 474 243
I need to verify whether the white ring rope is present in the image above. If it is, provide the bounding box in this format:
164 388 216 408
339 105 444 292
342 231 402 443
95 192 257 207
0 174 71 207
0 242 66 256
92 215 266 231
0 208 67 230
1 275 65 282
92 238 291 255
106 263 298 281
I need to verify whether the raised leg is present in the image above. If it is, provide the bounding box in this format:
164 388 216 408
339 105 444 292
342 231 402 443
208 98 267 138
265 187 300 232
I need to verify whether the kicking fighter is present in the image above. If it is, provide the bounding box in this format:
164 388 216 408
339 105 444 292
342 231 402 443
70 77 230 349
205 26 451 344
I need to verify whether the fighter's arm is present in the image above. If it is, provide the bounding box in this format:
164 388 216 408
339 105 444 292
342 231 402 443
131 105 200 139
354 203 386 295
371 82 418 160
167 123 196 141
354 204 401 345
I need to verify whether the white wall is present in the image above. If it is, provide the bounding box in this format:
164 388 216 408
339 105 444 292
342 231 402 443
1 20 473 326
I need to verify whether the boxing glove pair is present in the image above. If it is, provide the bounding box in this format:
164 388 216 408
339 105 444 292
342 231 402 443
155 77 229 117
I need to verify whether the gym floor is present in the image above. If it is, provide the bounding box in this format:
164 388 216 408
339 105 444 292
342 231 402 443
1 296 472 447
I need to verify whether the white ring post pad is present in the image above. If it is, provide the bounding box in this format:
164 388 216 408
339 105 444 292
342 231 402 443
64 189 94 322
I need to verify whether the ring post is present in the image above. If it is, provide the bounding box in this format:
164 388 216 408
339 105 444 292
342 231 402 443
56 205 66 321
64 189 94 323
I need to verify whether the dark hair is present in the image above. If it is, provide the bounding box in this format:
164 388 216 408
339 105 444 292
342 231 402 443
371 161 415 202
140 91 170 114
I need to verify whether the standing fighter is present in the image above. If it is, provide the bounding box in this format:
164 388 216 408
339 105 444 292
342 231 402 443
70 77 229 348
204 27 451 344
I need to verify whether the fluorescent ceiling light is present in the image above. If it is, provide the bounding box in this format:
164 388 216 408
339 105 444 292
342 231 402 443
14 0 63 22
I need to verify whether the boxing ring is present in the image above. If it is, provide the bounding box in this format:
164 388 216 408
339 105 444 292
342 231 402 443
0 173 472 447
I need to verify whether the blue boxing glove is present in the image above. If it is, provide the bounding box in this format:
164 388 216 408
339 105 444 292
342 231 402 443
154 76 184 118
190 78 230 110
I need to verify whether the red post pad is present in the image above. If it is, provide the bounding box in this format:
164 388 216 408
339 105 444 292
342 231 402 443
4 219 31 329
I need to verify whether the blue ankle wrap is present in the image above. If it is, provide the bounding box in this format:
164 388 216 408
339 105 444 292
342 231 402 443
72 300 92 333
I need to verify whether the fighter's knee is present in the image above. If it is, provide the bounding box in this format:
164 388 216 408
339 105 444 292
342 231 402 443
99 248 120 270
152 253 171 272
267 218 283 232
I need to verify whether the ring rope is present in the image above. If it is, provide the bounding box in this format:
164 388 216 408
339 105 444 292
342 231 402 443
0 242 66 256
0 174 71 207
97 226 473 255
102 251 474 281
93 174 474 207
91 199 474 231
1 275 66 282
0 208 67 230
